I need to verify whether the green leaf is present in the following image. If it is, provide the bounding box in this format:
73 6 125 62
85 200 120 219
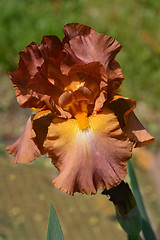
128 234 142 240
46 202 64 240
128 161 156 240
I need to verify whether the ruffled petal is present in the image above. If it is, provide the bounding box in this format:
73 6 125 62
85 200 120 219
6 117 41 163
58 86 94 110
107 60 124 99
44 108 133 195
10 42 50 108
61 60 106 82
108 59 124 85
73 86 94 102
61 25 123 99
41 35 63 64
63 23 93 42
93 91 107 112
41 35 70 89
61 62 107 108
78 34 119 65
10 37 64 109
63 29 122 70
58 92 73 108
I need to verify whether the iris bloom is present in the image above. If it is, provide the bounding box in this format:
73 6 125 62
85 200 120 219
6 23 154 195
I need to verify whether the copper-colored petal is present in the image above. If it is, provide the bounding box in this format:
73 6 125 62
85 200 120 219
108 59 124 84
64 31 122 70
73 86 94 102
10 38 64 109
93 90 107 112
59 86 94 109
60 43 84 75
63 23 93 43
54 104 72 119
61 61 107 107
41 35 70 89
107 59 124 99
124 111 154 147
44 108 133 195
58 92 73 108
62 60 101 77
10 42 47 108
40 35 63 64
61 26 123 97
61 61 107 92
6 117 41 163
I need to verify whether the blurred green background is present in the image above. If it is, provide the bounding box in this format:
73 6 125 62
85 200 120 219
0 0 160 239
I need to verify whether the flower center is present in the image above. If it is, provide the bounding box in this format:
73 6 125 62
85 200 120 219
75 112 89 130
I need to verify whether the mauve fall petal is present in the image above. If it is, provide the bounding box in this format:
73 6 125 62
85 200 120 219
6 117 41 163
43 108 133 195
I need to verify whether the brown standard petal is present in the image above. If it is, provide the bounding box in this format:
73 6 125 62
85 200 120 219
10 37 64 109
61 24 124 100
62 26 122 72
68 32 121 68
63 23 93 42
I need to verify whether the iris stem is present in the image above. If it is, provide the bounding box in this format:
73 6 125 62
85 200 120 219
127 234 142 240
128 161 157 240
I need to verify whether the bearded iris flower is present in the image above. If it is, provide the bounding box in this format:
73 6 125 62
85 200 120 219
6 23 154 195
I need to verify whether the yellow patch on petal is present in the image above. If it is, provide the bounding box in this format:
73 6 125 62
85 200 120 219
89 108 120 134
46 117 78 141
75 112 89 130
